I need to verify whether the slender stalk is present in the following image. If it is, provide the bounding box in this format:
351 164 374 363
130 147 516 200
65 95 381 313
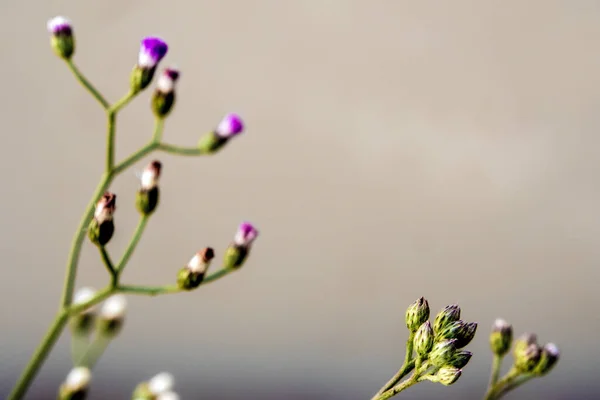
484 367 521 400
98 246 117 286
372 332 416 399
202 267 236 284
61 173 112 307
152 117 164 142
488 354 503 388
106 112 116 171
118 284 182 296
493 374 533 399
375 372 420 400
7 312 69 400
65 60 109 109
109 91 136 114
116 216 149 273
78 336 111 369
113 142 158 174
158 142 204 156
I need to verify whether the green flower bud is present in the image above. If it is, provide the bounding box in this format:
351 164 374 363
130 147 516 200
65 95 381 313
133 372 176 400
58 367 91 400
136 161 162 216
435 320 463 341
130 37 168 94
223 245 248 270
455 322 477 349
405 297 430 333
513 335 542 373
177 248 214 290
88 192 116 246
429 339 457 367
47 17 75 60
96 295 127 338
69 287 97 336
447 350 472 369
223 222 259 269
489 318 513 356
151 68 179 118
433 366 462 386
197 114 245 154
532 343 559 376
197 131 229 154
131 66 157 94
414 321 434 357
433 304 461 334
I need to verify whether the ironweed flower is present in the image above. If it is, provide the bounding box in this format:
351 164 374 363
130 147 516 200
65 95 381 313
433 304 461 334
97 294 127 337
489 318 513 356
429 339 458 367
47 16 74 59
533 342 560 376
136 160 162 216
405 297 430 333
152 68 180 118
198 113 245 154
58 367 91 400
414 321 434 357
131 37 168 93
88 192 116 246
177 248 215 290
223 222 259 269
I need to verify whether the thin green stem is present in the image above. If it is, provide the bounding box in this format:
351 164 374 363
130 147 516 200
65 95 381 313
158 142 205 156
6 312 69 400
98 246 117 286
65 60 109 109
372 332 416 399
113 142 158 175
488 354 503 388
78 336 111 369
484 367 522 400
152 117 164 142
108 91 136 114
202 267 236 284
493 374 533 399
116 216 149 273
106 112 116 171
375 372 420 400
69 287 115 315
61 173 113 308
118 284 182 296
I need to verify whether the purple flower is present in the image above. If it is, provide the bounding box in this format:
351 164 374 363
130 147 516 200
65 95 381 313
156 67 180 93
234 222 259 247
47 16 72 36
138 37 168 69
215 113 244 138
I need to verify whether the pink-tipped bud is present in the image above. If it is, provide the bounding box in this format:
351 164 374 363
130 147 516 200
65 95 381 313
94 192 116 224
215 113 244 138
234 222 259 247
141 160 162 190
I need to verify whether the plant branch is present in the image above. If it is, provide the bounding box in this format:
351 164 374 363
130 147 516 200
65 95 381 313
117 284 182 296
375 372 420 400
65 60 109 109
372 332 416 399
98 246 117 286
158 142 205 156
116 215 149 274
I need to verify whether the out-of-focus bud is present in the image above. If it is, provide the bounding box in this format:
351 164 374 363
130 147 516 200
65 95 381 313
130 37 168 93
136 161 162 216
223 222 259 269
132 372 175 400
70 287 97 335
151 68 180 118
88 192 116 246
532 343 559 376
432 366 462 386
433 304 461 334
447 350 472 369
47 16 75 59
489 318 513 356
405 297 430 333
513 333 542 373
414 321 434 358
97 294 127 337
177 248 215 290
429 339 458 367
454 322 477 349
58 367 91 400
197 113 245 154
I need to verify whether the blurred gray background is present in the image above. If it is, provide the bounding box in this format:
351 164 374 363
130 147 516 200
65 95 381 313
1 0 599 399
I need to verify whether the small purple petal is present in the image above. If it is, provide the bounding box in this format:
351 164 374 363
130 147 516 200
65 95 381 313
215 113 244 138
138 36 168 68
234 222 259 247
47 16 72 35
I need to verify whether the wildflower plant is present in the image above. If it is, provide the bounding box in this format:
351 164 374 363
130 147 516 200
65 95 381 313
6 16 258 400
370 297 560 400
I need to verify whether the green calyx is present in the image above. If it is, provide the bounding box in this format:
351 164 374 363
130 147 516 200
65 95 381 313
130 66 157 94
414 321 434 357
51 34 75 60
88 218 114 246
136 187 160 216
433 304 461 334
151 91 176 119
405 297 430 333
223 245 249 269
177 267 205 290
197 132 229 154
429 339 458 367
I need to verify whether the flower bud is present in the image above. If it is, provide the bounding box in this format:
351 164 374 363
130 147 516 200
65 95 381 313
414 321 434 358
197 113 245 154
177 248 215 290
513 334 542 373
433 366 462 386
433 304 461 334
47 16 75 59
405 297 430 333
152 68 180 118
132 372 175 400
532 343 559 376
447 350 472 369
223 222 259 269
88 192 116 246
136 161 162 216
58 367 91 400
429 339 458 367
454 322 477 349
70 287 97 335
130 37 168 93
97 294 127 337
489 318 513 356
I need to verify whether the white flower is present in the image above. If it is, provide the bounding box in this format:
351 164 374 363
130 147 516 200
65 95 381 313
64 366 91 391
100 294 127 320
148 372 174 395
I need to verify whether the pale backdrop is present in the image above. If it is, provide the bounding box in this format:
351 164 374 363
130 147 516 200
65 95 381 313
1 1 599 399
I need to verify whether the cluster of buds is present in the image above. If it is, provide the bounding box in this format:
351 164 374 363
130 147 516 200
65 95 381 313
490 319 559 376
131 37 169 94
58 367 91 400
136 160 162 216
132 372 179 400
405 298 476 386
47 16 75 60
197 113 245 154
177 247 215 290
223 222 259 269
88 192 116 246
